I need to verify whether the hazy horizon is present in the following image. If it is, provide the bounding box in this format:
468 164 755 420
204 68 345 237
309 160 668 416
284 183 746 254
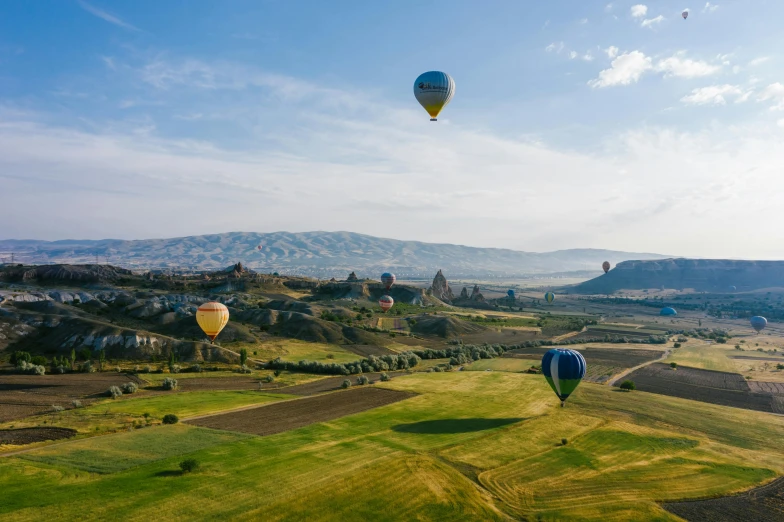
2 1 784 259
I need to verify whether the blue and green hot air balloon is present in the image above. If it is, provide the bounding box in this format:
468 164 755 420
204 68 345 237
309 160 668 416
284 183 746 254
750 316 767 333
544 292 555 303
507 289 515 299
542 349 586 407
660 307 677 316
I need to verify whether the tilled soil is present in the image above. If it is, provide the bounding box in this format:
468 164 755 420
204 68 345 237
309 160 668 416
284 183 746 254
0 372 145 423
663 476 784 522
748 381 784 395
187 387 416 436
618 363 782 413
0 427 77 445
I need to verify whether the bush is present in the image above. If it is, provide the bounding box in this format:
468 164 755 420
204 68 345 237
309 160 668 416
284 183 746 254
620 380 636 391
16 361 45 375
357 375 369 385
11 351 31 365
107 386 123 399
162 414 179 425
80 361 95 373
71 400 83 408
777 364 784 370
561 438 568 446
238 364 252 374
239 347 248 367
30 355 47 366
191 364 202 373
341 379 351 389
162 377 178 390
262 375 275 383
170 364 181 374
179 459 200 473
670 362 678 369
380 372 390 382
121 382 138 394
273 369 282 377
673 342 682 348
144 365 153 373
51 405 64 413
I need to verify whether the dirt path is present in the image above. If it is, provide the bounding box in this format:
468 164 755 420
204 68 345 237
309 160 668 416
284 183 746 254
607 348 671 386
552 327 586 343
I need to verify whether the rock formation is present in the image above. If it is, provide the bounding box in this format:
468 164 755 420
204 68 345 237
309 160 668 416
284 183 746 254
430 269 454 302
470 285 485 302
347 271 359 282
460 287 469 299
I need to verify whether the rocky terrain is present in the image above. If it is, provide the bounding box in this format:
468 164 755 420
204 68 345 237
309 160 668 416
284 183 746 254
0 231 668 278
571 258 784 293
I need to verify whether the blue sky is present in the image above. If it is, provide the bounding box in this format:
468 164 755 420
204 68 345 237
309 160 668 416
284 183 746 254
1 1 784 258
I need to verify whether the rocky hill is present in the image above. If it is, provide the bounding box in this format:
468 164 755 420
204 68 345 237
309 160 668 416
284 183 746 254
0 231 668 278
570 259 784 294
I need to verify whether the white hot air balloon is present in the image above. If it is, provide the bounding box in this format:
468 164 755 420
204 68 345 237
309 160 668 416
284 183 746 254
682 10 689 19
413 71 455 121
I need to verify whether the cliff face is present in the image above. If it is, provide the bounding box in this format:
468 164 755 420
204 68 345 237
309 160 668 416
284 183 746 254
571 258 784 294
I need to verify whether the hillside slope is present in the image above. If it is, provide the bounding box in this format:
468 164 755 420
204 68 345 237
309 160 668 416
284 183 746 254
0 231 668 278
570 258 784 293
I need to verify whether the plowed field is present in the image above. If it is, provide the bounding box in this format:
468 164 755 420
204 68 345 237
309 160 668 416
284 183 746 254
663 476 784 522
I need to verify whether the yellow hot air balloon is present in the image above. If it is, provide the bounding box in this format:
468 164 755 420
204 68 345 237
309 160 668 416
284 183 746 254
196 301 230 343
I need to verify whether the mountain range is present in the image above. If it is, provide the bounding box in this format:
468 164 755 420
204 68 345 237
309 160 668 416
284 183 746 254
0 231 670 278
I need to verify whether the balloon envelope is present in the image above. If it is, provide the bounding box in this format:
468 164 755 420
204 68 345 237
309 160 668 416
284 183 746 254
728 285 737 292
196 302 230 342
682 10 688 18
542 349 586 405
750 316 767 332
602 261 610 274
414 71 455 121
544 292 555 303
660 307 677 316
507 289 515 299
379 295 394 312
381 272 396 290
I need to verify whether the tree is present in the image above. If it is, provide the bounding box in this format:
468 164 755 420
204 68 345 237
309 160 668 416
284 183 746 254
670 362 678 370
357 375 369 385
168 351 176 372
341 379 351 389
107 386 122 399
239 348 248 367
620 380 636 391
180 459 200 473
69 348 76 370
98 349 106 372
162 414 179 424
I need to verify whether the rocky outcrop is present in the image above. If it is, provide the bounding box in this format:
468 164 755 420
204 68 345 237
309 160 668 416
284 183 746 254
460 287 469 299
470 285 485 302
347 271 359 282
430 269 454 302
572 258 784 294
1 264 134 284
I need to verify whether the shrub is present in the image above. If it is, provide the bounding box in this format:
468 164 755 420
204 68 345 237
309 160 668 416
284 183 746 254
190 364 202 373
673 342 682 348
273 369 281 377
51 405 64 413
16 361 45 375
561 438 568 446
162 377 178 391
380 372 390 382
30 355 47 366
179 459 200 473
670 362 678 370
107 386 123 399
238 364 252 374
262 375 275 383
620 380 636 391
341 379 351 389
170 364 181 374
777 364 784 370
144 365 153 373
11 351 31 365
115 366 121 373
326 354 335 359
80 361 95 373
357 375 369 385
71 400 83 408
162 414 179 425
121 382 138 394
433 366 443 372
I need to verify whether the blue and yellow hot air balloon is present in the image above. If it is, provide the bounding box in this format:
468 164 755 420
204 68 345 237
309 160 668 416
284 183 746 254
542 348 586 407
544 292 555 303
413 71 455 121
751 316 767 333
507 289 515 299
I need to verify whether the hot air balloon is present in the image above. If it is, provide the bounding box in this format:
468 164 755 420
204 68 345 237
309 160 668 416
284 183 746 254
544 292 555 303
542 348 586 407
728 285 737 292
413 71 455 121
381 272 396 291
750 316 767 333
507 289 515 299
602 261 610 274
196 302 230 343
660 307 677 316
682 10 688 19
257 245 262 251
379 295 394 313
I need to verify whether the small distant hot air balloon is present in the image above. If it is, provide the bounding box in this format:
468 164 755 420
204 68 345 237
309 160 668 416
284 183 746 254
196 302 230 343
602 261 610 274
542 348 586 407
750 316 767 333
544 292 555 303
728 285 737 292
379 295 394 313
414 71 455 121
381 272 396 291
507 289 515 299
660 307 677 316
682 10 688 19
257 245 262 251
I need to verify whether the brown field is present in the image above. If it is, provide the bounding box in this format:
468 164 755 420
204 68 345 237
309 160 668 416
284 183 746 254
749 381 784 394
273 372 406 396
0 371 144 422
663 476 784 522
187 387 415 436
619 363 784 413
340 344 395 357
0 427 76 445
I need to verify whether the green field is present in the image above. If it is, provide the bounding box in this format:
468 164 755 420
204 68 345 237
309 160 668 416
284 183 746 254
254 339 362 364
2 371 784 520
464 358 539 372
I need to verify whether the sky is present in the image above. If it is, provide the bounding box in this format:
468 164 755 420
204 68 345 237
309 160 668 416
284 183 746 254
1 1 784 258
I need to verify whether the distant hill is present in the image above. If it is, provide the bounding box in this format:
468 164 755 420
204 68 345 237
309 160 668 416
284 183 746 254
570 258 784 294
0 231 669 278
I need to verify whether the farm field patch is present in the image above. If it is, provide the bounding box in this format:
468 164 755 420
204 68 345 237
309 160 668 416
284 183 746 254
464 358 539 372
663 476 784 522
0 427 76 446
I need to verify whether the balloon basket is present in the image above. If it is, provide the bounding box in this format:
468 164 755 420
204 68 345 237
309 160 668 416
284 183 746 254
430 118 437 121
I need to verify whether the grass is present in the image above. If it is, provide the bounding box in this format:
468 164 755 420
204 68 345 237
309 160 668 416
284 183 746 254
663 341 738 372
2 372 784 520
464 358 539 372
252 339 361 363
139 369 322 387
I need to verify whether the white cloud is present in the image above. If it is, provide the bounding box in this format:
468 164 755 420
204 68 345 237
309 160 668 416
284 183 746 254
641 15 665 28
569 51 578 59
655 54 721 78
579 18 588 24
703 2 719 13
749 57 770 66
758 83 784 110
605 46 619 58
545 41 565 53
732 65 742 74
605 4 613 12
582 52 595 62
77 0 140 31
631 4 648 18
777 119 784 128
680 84 744 105
588 51 652 87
